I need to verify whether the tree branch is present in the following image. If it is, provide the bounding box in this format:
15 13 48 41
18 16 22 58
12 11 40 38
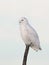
22 45 30 65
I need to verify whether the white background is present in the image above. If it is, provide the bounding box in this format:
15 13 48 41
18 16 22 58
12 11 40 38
0 0 49 65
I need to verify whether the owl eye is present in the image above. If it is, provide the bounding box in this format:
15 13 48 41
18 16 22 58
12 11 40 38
21 19 24 21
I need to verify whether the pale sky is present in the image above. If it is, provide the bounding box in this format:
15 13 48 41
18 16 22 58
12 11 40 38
0 0 49 65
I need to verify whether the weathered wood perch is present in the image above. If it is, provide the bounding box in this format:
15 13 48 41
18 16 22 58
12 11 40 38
22 45 30 65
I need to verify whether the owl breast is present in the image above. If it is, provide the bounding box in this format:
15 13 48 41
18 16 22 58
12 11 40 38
20 25 31 45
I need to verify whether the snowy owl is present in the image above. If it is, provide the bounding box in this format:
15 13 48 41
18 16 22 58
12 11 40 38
19 17 41 51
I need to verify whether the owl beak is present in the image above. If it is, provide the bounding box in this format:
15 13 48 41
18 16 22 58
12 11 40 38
19 21 21 23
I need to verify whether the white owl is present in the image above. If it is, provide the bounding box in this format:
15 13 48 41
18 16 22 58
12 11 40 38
19 17 41 51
